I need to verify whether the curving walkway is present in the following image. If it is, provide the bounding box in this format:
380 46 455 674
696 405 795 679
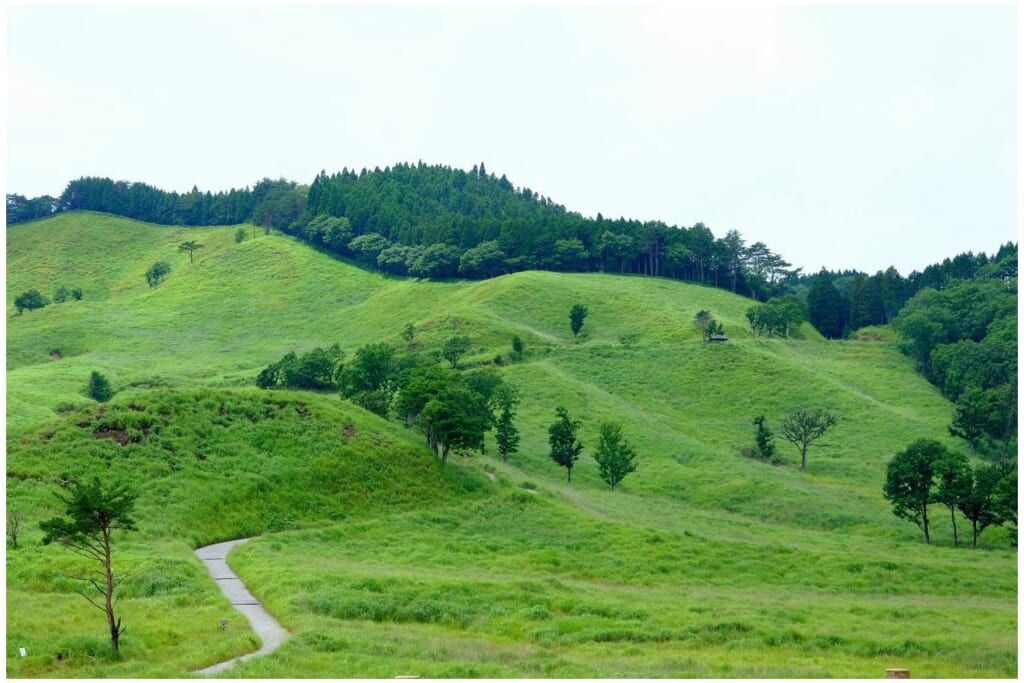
194 538 289 676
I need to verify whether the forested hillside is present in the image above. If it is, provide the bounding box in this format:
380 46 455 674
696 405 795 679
9 165 1016 331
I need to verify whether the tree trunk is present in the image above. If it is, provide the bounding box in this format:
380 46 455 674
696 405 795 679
103 529 120 652
441 443 450 466
972 519 979 547
950 506 959 547
922 506 930 544
800 444 808 470
567 467 572 483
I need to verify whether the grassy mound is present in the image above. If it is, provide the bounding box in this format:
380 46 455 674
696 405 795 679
6 388 484 677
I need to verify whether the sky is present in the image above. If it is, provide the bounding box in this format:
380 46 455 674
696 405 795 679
5 0 1019 275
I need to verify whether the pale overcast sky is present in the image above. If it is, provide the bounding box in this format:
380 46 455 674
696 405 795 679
5 1 1019 275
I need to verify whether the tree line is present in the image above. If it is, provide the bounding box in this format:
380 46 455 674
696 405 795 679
792 244 1016 338
8 166 1016 343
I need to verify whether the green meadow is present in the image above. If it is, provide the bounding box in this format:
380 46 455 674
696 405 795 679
5 212 1017 677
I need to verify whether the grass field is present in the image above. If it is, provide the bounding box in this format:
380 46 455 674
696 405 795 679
5 212 1017 677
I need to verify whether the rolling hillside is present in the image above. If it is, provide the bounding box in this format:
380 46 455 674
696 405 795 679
5 212 1017 677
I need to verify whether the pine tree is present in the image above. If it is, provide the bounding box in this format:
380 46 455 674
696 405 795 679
494 385 520 462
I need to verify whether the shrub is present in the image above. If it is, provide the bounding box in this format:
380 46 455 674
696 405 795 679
13 289 47 314
145 261 171 288
87 371 114 402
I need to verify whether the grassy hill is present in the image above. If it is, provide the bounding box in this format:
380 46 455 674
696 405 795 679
5 212 1016 677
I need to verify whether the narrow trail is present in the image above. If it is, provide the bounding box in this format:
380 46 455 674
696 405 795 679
194 538 289 676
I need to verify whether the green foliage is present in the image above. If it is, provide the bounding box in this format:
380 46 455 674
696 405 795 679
14 289 48 313
958 463 1008 547
510 334 524 361
53 285 72 303
442 335 472 368
594 422 638 490
494 384 520 462
303 215 352 251
178 240 204 264
569 303 588 339
348 233 391 267
145 261 171 288
409 243 462 279
256 345 344 391
340 343 399 416
807 270 843 339
746 296 806 337
779 409 839 470
86 371 114 403
40 476 138 652
234 228 247 244
459 240 507 279
934 450 972 547
883 439 947 544
751 414 777 463
548 406 583 482
416 379 496 464
401 322 416 345
993 465 1017 543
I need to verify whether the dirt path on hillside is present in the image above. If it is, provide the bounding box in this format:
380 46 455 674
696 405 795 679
194 539 289 676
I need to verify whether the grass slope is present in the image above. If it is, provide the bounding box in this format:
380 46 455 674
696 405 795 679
6 212 1017 677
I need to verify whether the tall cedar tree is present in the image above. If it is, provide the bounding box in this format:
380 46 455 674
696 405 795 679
594 422 638 490
40 478 138 652
548 407 584 482
806 270 843 339
494 384 520 462
883 439 946 544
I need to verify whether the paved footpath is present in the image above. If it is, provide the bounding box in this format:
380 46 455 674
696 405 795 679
194 538 289 676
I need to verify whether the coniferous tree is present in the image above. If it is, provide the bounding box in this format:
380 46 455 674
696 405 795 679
570 304 588 340
40 477 138 652
494 385 520 462
86 371 114 403
807 269 843 338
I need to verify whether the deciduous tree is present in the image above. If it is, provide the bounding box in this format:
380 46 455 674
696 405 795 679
594 422 638 490
779 409 838 470
145 261 171 288
883 439 946 544
935 450 972 547
13 289 48 314
178 240 204 264
548 407 583 482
